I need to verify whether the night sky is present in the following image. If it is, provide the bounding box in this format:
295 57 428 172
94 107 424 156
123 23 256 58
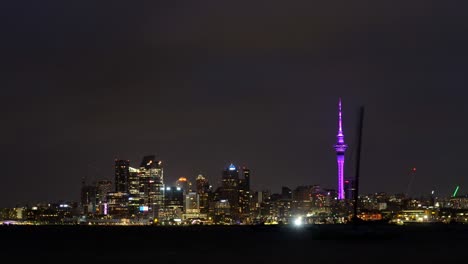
2 1 468 207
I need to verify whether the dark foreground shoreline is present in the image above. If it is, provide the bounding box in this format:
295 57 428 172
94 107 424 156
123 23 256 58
0 224 466 263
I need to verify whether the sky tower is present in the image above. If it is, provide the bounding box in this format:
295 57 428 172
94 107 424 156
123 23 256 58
334 98 348 200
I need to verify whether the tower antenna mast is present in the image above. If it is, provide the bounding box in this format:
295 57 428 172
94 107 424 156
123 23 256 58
334 98 348 200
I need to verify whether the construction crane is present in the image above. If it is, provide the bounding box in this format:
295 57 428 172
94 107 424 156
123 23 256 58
452 186 460 197
405 167 417 198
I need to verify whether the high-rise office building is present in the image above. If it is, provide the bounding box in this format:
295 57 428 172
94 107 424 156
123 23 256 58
96 180 112 215
334 98 348 200
239 167 252 222
242 167 250 191
220 163 240 220
196 174 210 194
114 159 130 193
81 179 97 215
176 177 192 194
96 180 112 204
128 167 140 196
138 155 164 218
344 177 355 200
106 192 129 218
164 186 184 219
127 167 142 216
196 174 211 214
185 192 200 214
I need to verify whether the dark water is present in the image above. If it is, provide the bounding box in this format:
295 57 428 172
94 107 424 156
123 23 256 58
0 224 466 263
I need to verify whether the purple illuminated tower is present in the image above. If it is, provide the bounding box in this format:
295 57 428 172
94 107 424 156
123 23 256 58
334 98 348 200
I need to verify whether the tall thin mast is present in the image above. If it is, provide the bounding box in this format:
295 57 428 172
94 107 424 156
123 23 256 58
353 106 364 222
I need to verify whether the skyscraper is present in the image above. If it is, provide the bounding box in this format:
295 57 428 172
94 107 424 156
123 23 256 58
96 180 113 204
196 174 210 194
176 177 192 194
114 159 130 193
196 174 211 214
344 177 355 200
128 167 142 216
164 186 184 219
81 179 97 215
220 163 240 221
334 98 348 200
241 167 250 190
138 155 164 218
239 167 252 221
96 180 112 215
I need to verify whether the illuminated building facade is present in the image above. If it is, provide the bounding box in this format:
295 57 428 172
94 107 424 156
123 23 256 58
196 174 211 214
334 98 348 200
138 155 164 218
164 186 184 219
185 192 200 214
196 174 210 193
220 164 240 220
213 199 231 223
239 167 252 221
96 180 112 215
96 180 112 204
128 168 140 197
106 192 129 218
176 177 192 194
127 167 141 216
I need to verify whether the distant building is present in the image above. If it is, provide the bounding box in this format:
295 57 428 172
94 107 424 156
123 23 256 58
164 186 184 219
127 167 142 216
194 175 211 215
115 159 130 193
176 177 192 194
185 192 200 214
219 163 240 220
128 168 140 197
281 186 292 200
106 192 129 218
242 167 250 191
196 174 211 194
81 179 97 215
344 177 355 200
212 199 231 223
138 155 164 218
96 180 112 215
239 167 252 222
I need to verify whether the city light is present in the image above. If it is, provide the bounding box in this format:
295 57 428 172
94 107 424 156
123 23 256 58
228 164 236 171
294 216 303 226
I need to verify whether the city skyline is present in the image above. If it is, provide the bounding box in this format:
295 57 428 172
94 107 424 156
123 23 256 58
3 1 468 207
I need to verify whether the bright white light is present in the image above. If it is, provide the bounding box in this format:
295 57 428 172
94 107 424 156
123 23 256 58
166 187 171 191
294 217 303 226
176 187 181 191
